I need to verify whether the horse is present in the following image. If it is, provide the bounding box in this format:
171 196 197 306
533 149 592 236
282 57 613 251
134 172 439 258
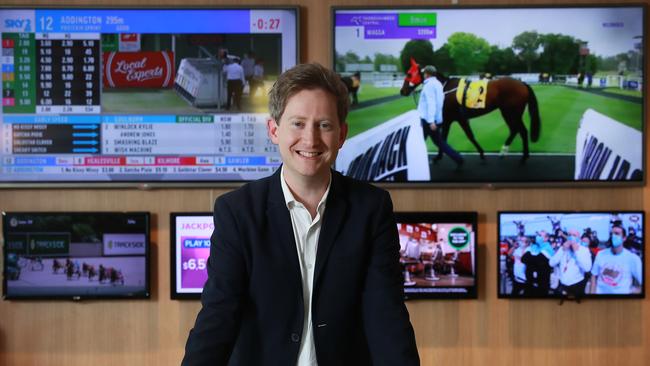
340 71 361 105
52 259 64 274
400 58 541 163
66 260 81 280
87 265 97 281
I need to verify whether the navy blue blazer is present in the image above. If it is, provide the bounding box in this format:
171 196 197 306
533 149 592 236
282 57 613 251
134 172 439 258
182 168 419 366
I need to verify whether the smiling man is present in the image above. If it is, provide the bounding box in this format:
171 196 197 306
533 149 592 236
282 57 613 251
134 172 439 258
182 63 419 366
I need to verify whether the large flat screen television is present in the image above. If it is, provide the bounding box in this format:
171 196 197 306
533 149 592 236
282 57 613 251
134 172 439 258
0 7 298 186
170 212 212 299
332 5 645 185
498 211 644 299
396 212 477 299
2 211 150 300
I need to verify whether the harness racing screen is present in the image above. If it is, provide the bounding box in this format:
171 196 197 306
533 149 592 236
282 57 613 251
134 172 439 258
2 211 150 300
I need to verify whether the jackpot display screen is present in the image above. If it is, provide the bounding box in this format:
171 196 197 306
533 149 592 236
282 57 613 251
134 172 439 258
2 211 150 300
333 6 645 185
0 8 298 185
170 212 212 299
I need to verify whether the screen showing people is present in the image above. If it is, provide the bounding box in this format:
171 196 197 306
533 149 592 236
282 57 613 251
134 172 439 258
396 212 477 299
333 6 644 183
2 212 150 299
0 8 298 184
498 212 644 298
170 213 213 299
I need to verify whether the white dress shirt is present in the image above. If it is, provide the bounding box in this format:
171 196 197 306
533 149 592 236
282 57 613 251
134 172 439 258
223 63 245 83
417 76 444 124
280 167 331 366
549 245 592 286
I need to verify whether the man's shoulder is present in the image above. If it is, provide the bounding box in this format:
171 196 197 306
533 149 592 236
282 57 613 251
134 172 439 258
621 248 641 260
333 170 388 202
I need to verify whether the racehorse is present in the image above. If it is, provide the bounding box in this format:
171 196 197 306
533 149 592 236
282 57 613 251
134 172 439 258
87 265 97 281
400 58 541 163
66 260 81 280
52 259 64 273
340 71 361 105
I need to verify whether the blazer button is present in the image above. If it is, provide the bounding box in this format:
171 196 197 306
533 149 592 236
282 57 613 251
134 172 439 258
291 333 300 343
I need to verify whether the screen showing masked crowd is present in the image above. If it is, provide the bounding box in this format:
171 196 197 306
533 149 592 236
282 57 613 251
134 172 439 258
2 212 150 299
0 8 298 185
333 6 645 184
498 212 644 298
396 212 477 299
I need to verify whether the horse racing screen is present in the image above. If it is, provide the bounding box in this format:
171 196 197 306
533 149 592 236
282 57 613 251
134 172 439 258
2 211 150 300
170 212 212 299
498 211 644 299
333 6 645 184
0 7 298 186
396 212 477 299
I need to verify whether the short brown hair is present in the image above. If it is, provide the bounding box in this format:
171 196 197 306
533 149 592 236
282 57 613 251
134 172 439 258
268 63 349 124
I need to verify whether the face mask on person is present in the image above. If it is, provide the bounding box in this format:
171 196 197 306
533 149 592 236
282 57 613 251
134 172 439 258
535 235 544 245
567 235 578 243
528 245 541 255
611 234 623 248
581 239 589 247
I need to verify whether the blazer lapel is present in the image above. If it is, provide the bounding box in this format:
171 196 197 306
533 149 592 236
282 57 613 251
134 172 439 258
314 171 347 285
266 169 302 288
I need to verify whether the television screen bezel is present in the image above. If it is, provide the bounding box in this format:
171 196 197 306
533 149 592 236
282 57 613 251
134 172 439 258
331 4 647 188
2 211 151 301
497 210 645 300
395 211 478 300
0 5 300 189
170 211 212 300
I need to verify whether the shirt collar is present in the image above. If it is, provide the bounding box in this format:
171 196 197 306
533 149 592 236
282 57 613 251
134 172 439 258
280 166 331 211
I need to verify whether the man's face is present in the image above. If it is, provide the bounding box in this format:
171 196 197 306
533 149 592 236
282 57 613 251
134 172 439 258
268 88 348 184
612 226 625 239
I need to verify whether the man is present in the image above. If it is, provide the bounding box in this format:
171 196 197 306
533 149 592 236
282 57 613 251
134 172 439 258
403 235 421 260
417 65 463 166
250 58 265 98
521 230 554 296
548 229 592 298
508 236 529 296
590 225 643 295
183 63 419 366
223 57 245 110
241 51 256 89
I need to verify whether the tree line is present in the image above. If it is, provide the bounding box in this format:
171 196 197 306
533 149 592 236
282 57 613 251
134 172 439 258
336 31 640 76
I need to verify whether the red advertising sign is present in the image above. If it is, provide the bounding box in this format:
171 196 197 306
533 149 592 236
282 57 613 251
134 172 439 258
103 51 175 88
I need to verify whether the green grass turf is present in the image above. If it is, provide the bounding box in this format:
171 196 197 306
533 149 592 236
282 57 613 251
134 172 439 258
347 96 415 138
600 87 642 98
347 84 642 154
355 84 401 102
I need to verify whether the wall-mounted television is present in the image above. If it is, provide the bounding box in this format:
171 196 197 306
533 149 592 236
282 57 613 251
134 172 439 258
396 212 477 299
0 7 299 187
332 5 645 185
2 211 150 300
498 211 644 299
170 212 212 299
